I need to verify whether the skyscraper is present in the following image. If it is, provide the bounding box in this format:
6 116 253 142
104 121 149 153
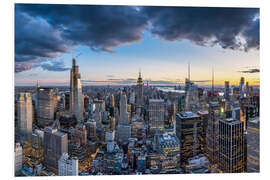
17 93 33 141
119 91 129 125
136 70 144 107
70 58 84 123
85 119 97 141
44 127 68 172
37 88 55 128
58 152 78 176
206 101 220 166
239 77 245 98
197 110 209 154
218 118 246 173
14 143 23 176
117 91 131 142
72 123 87 146
176 112 203 165
149 99 165 135
224 81 230 101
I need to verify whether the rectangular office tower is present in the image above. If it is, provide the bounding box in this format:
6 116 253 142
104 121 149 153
218 118 246 173
44 127 68 173
176 112 203 166
149 99 165 135
37 88 55 128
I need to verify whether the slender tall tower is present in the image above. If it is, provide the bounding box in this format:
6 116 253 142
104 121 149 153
119 91 129 125
136 69 144 107
212 67 214 97
185 62 191 93
70 58 84 123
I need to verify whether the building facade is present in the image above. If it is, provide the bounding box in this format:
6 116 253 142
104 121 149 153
176 112 203 166
37 88 55 128
58 152 78 176
206 101 220 166
149 99 165 135
14 143 23 176
17 93 33 141
44 127 68 172
218 118 246 173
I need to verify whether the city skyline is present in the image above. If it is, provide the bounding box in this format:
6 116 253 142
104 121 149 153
15 4 259 86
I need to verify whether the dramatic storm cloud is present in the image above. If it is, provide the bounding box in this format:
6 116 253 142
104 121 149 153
15 4 259 73
142 7 259 51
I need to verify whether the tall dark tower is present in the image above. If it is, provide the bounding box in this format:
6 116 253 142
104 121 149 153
135 69 144 108
70 58 84 123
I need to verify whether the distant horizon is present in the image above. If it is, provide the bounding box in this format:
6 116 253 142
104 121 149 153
15 4 260 87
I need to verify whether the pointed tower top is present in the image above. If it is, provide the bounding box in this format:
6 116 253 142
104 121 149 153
36 80 40 89
72 58 76 67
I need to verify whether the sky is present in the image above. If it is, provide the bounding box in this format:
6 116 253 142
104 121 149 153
14 4 260 86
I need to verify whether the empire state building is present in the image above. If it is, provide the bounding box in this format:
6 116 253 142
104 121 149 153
135 70 144 107
70 58 84 123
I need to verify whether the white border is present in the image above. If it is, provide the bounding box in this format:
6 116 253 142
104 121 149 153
1 0 269 180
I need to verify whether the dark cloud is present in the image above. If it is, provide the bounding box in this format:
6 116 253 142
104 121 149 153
142 7 259 51
239 68 260 73
15 4 259 73
40 60 70 72
16 4 148 52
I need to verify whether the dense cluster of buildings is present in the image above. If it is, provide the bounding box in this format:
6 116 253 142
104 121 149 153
14 58 260 176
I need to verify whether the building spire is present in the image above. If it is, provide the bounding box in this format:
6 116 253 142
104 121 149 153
72 57 76 67
212 66 214 96
188 62 191 81
36 80 40 89
139 68 141 78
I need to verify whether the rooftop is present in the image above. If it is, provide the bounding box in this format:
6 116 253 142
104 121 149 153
178 111 200 118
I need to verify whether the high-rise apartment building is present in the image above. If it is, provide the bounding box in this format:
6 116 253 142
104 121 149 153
37 88 55 128
149 99 165 135
70 58 84 123
17 93 33 141
176 112 203 165
44 127 68 172
218 118 246 173
58 152 78 176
